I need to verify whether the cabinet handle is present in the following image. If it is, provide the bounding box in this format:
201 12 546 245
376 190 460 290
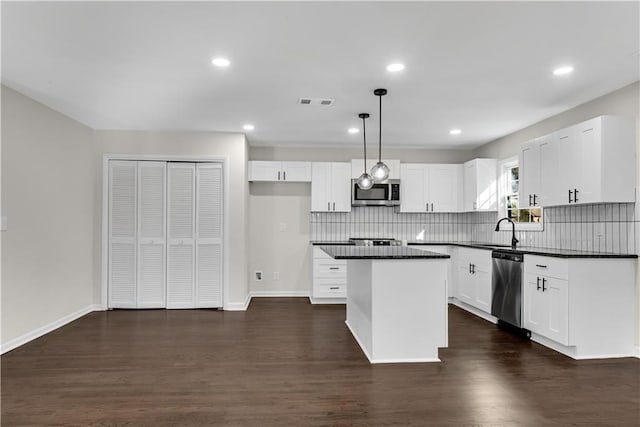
533 194 537 206
542 278 547 292
283 171 286 181
535 264 547 268
529 194 532 206
469 264 472 274
278 171 281 180
431 203 434 211
329 267 340 270
568 189 573 203
328 202 330 211
473 201 477 210
471 264 476 274
332 202 336 211
574 189 579 203
426 203 429 212
329 287 340 290
536 277 541 290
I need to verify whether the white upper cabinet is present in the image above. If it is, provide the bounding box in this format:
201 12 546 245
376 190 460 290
400 164 462 212
522 115 636 207
463 159 497 211
311 162 352 212
248 161 311 182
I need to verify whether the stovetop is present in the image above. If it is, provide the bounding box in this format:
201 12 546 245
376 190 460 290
348 237 402 247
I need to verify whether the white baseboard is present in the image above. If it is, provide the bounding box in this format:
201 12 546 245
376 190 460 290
250 291 309 298
449 299 498 324
635 346 640 358
224 294 252 311
1 304 98 355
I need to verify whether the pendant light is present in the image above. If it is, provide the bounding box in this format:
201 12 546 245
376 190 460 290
370 88 390 182
356 113 373 190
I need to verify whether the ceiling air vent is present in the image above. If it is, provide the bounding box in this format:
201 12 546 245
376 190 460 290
298 98 335 107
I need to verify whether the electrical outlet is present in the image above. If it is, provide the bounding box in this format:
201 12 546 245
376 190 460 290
279 223 287 232
255 271 263 281
273 272 280 281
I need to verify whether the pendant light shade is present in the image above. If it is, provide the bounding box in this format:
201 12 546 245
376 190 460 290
371 88 390 182
356 113 373 190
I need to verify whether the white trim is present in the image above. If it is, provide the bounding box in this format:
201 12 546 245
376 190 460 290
309 297 347 305
251 291 309 298
101 154 230 310
635 346 640 358
345 320 374 362
224 294 252 311
0 305 99 354
449 299 498 324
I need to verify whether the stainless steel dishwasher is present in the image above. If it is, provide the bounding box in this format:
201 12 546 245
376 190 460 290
491 250 530 336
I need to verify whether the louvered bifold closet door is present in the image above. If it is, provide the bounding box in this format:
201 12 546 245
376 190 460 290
137 161 167 308
109 161 137 308
195 163 223 308
167 163 196 308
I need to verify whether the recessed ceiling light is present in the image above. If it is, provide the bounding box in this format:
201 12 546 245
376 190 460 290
553 65 574 76
348 128 359 134
386 63 405 72
211 57 231 67
450 129 462 135
243 124 255 131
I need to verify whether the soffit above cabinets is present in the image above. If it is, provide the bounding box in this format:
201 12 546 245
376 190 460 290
2 2 638 148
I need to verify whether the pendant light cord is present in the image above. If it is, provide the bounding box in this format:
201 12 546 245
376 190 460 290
378 93 382 162
362 116 367 171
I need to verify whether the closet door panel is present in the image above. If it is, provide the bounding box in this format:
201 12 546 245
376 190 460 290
109 161 137 308
196 164 223 307
137 161 166 308
167 163 196 308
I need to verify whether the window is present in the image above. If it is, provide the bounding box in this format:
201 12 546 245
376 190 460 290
499 158 543 230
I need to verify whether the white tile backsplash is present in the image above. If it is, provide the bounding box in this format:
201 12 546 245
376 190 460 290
311 202 637 254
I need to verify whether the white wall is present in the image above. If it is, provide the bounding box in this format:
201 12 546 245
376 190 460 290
92 130 250 308
473 81 640 350
1 86 95 348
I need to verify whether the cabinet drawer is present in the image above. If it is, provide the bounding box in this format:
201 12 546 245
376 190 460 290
314 280 347 298
314 261 347 277
525 255 568 280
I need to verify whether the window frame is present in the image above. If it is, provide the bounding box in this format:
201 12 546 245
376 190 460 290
497 156 544 232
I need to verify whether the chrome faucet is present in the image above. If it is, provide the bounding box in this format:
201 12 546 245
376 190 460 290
495 217 519 249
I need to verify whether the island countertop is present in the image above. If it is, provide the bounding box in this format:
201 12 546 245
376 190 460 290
318 245 450 260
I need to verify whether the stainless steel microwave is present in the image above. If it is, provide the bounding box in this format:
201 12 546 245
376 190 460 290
351 179 401 206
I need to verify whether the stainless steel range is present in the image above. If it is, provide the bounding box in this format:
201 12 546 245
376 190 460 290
349 238 402 247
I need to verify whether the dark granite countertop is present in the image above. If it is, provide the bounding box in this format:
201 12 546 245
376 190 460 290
318 245 450 260
406 241 638 259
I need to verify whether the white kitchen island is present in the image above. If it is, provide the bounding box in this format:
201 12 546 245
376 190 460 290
319 246 450 364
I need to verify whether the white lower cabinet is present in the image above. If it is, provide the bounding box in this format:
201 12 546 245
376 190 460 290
411 245 453 297
311 247 347 303
454 247 492 313
523 255 635 359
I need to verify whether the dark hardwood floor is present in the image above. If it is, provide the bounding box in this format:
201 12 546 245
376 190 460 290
2 299 639 426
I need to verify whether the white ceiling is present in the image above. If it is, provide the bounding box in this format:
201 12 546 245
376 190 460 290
2 1 638 149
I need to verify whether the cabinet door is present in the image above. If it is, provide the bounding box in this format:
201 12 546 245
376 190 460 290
311 162 332 212
282 161 311 182
427 165 460 212
524 274 546 335
519 140 540 207
249 161 281 181
575 119 601 204
108 161 138 308
195 163 223 308
544 277 569 345
538 135 556 206
475 159 497 210
463 161 477 211
400 164 427 212
457 262 475 305
330 162 352 212
474 264 492 313
137 161 166 308
167 163 196 308
553 126 578 205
